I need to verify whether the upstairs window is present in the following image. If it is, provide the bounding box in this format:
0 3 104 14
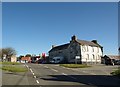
93 54 95 60
92 47 94 52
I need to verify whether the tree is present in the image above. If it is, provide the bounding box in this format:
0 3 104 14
19 55 24 60
25 54 31 57
0 47 17 61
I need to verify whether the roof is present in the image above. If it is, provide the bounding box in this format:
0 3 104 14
76 39 101 47
21 57 31 61
104 55 120 60
49 43 70 52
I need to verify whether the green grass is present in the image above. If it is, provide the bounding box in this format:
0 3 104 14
1 65 28 72
111 69 120 77
59 64 91 68
1 62 20 65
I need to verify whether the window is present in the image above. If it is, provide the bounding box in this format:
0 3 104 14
98 55 100 60
93 54 95 60
87 54 89 60
82 46 86 52
92 47 94 52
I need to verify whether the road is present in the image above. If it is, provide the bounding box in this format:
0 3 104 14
23 63 120 87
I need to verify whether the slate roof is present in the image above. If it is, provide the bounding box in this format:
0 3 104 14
76 39 101 47
49 39 102 52
105 55 120 60
49 43 70 52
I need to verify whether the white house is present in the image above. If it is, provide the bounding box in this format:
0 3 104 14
49 35 103 64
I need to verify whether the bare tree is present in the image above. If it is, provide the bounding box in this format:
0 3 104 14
0 47 17 61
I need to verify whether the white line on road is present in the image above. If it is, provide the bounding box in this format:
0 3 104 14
30 68 33 73
44 66 49 68
34 76 36 78
62 73 67 75
51 69 58 72
32 72 35 75
25 65 29 68
62 73 77 80
36 80 39 84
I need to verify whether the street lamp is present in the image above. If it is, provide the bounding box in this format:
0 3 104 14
118 47 120 69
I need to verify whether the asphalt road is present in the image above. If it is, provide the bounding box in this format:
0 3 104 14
24 63 120 87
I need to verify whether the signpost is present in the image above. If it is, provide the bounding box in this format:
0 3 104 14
75 56 80 64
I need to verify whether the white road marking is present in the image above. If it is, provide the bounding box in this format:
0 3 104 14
34 76 36 78
62 73 77 80
44 66 49 68
32 72 35 75
25 65 29 68
36 80 39 84
62 73 67 75
51 69 58 72
30 68 33 73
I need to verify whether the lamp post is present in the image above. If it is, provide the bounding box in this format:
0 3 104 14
118 47 120 69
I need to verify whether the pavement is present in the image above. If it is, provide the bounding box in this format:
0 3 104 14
1 63 120 87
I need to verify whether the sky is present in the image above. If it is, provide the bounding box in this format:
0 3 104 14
2 2 118 56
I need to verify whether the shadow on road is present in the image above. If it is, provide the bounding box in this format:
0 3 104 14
40 75 120 86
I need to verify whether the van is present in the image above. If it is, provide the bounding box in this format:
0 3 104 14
50 57 64 64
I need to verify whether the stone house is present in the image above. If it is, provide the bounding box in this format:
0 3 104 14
49 35 103 64
102 55 120 65
21 57 31 63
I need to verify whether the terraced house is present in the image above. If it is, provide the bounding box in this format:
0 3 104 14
49 35 103 64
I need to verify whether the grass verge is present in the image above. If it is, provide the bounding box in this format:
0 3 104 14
1 66 28 72
111 69 120 77
59 64 91 68
1 62 20 65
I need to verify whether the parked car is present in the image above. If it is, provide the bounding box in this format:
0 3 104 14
50 57 64 64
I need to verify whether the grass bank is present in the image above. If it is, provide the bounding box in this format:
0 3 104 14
111 69 120 77
59 64 91 68
0 62 27 72
1 62 20 65
1 65 28 72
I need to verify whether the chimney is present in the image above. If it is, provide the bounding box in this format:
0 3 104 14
52 45 56 48
91 40 97 44
71 35 77 41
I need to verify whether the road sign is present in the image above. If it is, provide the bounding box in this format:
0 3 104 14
75 56 80 59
